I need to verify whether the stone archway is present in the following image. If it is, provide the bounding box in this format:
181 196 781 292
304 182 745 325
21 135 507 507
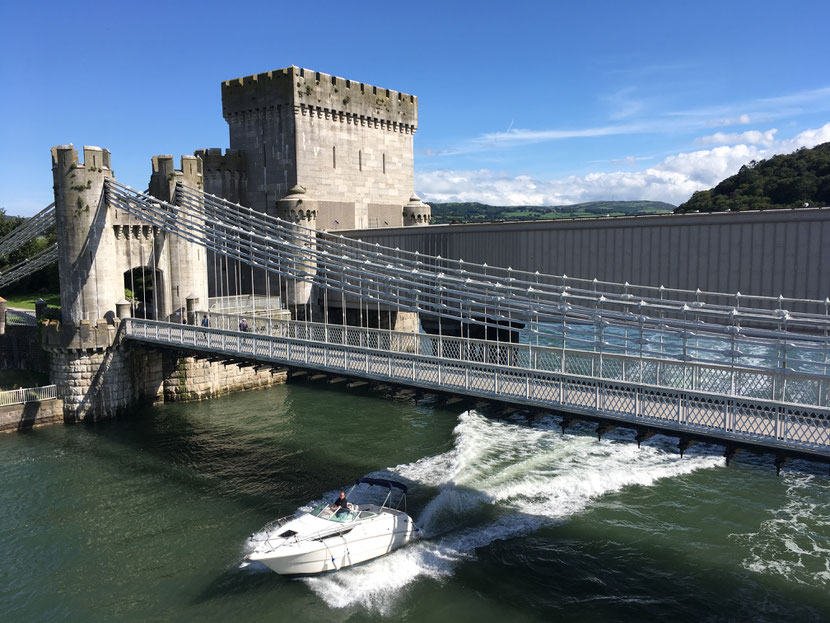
124 266 164 319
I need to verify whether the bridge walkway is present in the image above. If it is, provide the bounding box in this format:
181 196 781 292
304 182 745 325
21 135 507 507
124 317 830 462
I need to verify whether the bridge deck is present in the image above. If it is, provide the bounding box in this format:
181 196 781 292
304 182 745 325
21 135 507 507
124 318 830 460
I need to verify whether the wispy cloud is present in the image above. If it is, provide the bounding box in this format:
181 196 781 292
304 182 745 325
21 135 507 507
757 85 830 107
705 113 753 127
478 122 648 145
603 87 645 120
421 85 830 157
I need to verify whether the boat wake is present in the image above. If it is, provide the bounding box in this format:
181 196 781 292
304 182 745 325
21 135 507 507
302 411 723 613
731 471 830 588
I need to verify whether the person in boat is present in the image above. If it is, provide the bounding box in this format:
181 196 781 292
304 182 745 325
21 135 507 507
330 491 350 516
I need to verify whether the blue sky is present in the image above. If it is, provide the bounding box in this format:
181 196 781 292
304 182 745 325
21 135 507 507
2 0 829 215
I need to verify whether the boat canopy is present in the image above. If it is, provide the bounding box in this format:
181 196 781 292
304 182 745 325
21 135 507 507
355 477 408 493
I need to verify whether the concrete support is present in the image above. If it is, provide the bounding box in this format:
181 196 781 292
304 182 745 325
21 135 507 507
0 297 6 335
51 145 120 325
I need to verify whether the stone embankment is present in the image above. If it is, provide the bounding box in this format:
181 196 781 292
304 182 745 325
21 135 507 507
0 398 64 433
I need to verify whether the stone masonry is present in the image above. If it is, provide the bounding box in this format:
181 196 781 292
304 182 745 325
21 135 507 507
42 319 285 422
205 66 430 231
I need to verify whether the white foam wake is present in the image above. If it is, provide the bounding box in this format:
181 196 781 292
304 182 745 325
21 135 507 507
731 471 830 587
303 411 723 613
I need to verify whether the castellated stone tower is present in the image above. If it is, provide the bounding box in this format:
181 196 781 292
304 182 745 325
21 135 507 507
46 146 276 422
206 66 424 230
147 155 209 318
194 148 247 205
51 145 210 325
52 145 121 324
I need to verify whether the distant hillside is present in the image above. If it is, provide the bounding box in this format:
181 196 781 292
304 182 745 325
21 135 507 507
428 200 675 224
675 142 830 213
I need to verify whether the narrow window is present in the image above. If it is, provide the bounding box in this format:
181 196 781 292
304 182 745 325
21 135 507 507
359 150 362 172
332 146 336 169
382 153 386 174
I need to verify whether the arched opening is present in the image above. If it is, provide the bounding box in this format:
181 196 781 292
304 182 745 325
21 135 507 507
124 266 163 319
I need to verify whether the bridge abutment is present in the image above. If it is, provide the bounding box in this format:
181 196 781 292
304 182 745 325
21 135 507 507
42 319 286 422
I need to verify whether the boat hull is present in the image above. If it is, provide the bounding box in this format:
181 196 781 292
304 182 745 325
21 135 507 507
250 513 415 575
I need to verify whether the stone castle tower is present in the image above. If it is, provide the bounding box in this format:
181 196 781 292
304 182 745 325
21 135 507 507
198 66 430 230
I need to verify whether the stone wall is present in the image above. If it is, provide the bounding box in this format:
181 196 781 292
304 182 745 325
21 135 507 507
0 399 64 433
160 355 285 402
50 347 132 420
0 325 49 373
219 66 417 230
42 321 286 422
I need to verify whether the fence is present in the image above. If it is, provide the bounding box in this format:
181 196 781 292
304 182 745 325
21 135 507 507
0 384 58 407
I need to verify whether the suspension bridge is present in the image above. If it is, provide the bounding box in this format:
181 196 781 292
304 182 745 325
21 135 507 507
2 154 829 465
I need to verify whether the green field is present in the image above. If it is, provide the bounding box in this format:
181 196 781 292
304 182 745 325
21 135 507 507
430 200 675 224
2 291 61 310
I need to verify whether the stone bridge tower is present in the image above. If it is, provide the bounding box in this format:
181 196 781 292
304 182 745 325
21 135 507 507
50 146 209 325
44 146 233 421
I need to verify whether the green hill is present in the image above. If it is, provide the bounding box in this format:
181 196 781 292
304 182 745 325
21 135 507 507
675 142 830 213
428 200 675 224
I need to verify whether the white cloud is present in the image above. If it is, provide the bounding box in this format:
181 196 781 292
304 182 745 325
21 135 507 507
706 113 752 127
416 123 830 207
696 128 778 146
776 122 830 152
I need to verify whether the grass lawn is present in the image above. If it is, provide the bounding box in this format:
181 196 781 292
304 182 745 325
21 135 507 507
0 369 50 390
1 291 61 310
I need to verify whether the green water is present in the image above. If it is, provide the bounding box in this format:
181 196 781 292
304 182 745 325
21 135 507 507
1 383 828 622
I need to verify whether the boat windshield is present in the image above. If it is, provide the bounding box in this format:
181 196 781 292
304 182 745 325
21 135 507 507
309 503 358 523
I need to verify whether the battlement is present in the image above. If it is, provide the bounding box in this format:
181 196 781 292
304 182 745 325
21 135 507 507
221 66 417 131
151 154 203 177
149 154 203 203
40 318 120 352
51 144 112 173
195 148 246 172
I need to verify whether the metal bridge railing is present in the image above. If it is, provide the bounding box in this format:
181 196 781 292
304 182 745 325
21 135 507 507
6 309 37 326
193 311 830 408
123 318 830 458
0 384 58 407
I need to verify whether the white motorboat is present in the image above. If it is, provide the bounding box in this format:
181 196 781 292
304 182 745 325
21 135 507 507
247 478 418 575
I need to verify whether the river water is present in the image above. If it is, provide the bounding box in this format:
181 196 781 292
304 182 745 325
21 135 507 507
2 382 829 622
